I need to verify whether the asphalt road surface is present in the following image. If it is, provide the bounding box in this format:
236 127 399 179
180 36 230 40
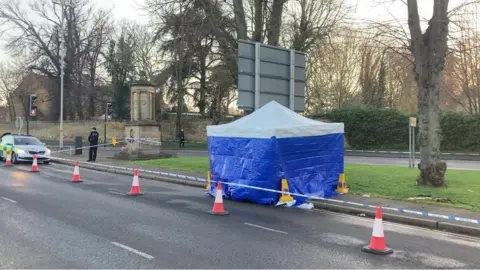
0 163 480 268
173 149 480 170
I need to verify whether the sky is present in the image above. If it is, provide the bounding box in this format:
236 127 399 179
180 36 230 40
94 0 471 25
0 0 473 61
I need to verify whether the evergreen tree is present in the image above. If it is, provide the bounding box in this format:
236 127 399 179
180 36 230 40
105 34 136 120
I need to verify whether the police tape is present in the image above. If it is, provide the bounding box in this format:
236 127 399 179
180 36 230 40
48 155 480 225
49 137 163 154
50 142 115 154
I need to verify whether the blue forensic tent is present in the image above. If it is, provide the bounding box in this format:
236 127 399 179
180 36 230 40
206 101 344 205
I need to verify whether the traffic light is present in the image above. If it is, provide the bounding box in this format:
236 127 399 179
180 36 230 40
106 102 113 116
29 94 38 116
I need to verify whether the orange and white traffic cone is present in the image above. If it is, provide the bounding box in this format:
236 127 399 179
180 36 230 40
31 154 39 172
209 181 229 216
72 160 82 183
127 169 143 195
362 206 393 255
4 151 12 166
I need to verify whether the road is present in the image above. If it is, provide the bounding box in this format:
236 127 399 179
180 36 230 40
0 163 479 268
173 149 480 170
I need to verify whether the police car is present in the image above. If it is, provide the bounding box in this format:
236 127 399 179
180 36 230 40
0 133 51 164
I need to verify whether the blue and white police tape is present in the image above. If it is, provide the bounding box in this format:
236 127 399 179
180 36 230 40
50 138 160 154
49 156 208 183
51 142 115 154
49 156 480 225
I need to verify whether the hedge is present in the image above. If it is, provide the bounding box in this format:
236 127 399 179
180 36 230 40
314 107 480 152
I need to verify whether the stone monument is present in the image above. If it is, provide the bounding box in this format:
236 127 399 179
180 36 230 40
115 71 170 159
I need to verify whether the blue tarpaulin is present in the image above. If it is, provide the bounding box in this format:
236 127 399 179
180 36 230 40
206 101 344 205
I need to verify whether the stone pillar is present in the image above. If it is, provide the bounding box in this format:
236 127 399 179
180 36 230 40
118 72 162 159
130 86 155 121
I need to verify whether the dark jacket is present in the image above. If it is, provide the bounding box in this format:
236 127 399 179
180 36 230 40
88 130 99 145
178 130 185 140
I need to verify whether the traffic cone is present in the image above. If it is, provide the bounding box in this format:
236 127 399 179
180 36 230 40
209 181 229 215
71 160 82 183
275 178 296 207
31 154 39 172
362 206 393 255
336 173 349 194
4 151 12 166
127 169 143 195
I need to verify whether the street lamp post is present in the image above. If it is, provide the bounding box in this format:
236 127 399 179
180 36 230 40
59 26 65 149
53 0 70 149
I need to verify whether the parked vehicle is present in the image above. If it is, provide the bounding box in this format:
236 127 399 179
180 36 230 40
0 133 51 164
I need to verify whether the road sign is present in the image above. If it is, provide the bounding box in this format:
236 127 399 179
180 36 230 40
237 40 306 112
409 117 417 127
15 117 23 129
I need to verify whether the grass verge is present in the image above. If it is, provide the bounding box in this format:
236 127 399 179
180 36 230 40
160 141 208 149
134 157 480 210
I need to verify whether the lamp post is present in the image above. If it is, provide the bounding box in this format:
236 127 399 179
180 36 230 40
53 0 71 149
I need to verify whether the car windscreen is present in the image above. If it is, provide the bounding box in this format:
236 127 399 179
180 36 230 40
14 137 43 145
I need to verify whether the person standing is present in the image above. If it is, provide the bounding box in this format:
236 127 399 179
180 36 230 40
178 128 185 148
87 127 99 162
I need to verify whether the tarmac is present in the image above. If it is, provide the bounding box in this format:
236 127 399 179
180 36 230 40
48 146 480 237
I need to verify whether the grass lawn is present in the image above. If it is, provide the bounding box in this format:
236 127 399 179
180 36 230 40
161 141 208 149
134 157 480 210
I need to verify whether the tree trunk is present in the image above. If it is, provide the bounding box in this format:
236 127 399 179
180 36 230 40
88 66 96 119
175 40 185 136
253 0 263 42
233 0 247 40
407 0 449 187
266 0 286 45
198 47 207 116
416 68 446 186
7 94 16 120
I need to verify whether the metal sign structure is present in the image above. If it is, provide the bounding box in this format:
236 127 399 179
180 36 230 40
237 40 306 112
408 117 417 168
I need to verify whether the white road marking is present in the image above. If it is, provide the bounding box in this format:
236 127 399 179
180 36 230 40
107 190 126 196
1 197 17 204
244 222 288 234
110 241 154 259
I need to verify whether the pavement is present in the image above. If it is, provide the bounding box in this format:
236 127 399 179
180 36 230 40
2 162 480 268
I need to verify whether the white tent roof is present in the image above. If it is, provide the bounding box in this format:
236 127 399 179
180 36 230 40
207 101 344 138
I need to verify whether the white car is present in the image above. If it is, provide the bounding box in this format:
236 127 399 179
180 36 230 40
0 133 51 164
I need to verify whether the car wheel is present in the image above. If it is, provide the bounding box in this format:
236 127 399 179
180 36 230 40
43 161 50 165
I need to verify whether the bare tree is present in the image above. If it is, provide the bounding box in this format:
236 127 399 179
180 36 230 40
407 0 450 186
384 51 418 113
441 7 480 114
0 62 26 120
282 0 349 52
84 9 113 119
0 0 113 120
305 31 360 112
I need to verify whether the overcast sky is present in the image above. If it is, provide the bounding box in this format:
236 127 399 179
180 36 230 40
0 0 473 61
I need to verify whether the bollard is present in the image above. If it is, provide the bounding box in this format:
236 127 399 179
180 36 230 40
74 136 83 155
